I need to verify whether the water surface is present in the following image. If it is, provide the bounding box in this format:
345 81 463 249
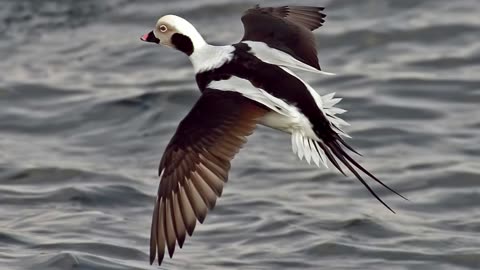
1 0 480 269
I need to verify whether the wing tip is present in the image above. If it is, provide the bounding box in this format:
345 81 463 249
167 244 175 259
157 250 164 266
177 230 186 248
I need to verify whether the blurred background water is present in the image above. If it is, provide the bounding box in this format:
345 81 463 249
1 0 480 269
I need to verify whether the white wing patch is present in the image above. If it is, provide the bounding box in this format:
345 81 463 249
244 41 336 75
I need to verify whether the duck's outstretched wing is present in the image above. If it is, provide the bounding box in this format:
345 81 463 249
241 5 327 70
150 89 267 265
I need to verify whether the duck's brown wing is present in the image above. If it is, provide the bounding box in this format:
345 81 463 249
150 89 267 265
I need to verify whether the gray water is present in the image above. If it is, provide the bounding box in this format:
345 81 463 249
1 0 480 269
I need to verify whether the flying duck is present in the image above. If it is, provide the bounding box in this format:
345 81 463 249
140 5 405 266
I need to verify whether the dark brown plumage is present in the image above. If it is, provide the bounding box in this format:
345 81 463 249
150 90 267 265
241 5 327 70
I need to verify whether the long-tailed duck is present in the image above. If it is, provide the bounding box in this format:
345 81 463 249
141 5 405 266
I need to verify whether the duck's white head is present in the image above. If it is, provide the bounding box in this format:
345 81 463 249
141 15 207 55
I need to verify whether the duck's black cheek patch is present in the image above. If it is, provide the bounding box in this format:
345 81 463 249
171 33 194 56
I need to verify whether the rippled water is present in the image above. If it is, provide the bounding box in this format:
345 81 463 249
1 0 480 269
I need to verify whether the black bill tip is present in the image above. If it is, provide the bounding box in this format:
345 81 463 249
141 31 160 44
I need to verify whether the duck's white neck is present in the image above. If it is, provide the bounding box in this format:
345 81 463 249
189 44 235 74
188 31 207 51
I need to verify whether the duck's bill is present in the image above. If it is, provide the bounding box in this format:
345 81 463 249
141 31 160 44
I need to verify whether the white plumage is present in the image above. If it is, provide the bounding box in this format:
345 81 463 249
244 41 336 75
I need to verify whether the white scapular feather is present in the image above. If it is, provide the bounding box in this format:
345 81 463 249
303 137 312 164
291 131 329 168
208 76 292 116
244 41 336 75
296 133 304 160
291 133 298 154
314 141 328 168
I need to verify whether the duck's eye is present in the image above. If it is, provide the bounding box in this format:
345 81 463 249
159 25 168 32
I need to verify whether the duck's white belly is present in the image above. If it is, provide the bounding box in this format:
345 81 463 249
259 111 293 133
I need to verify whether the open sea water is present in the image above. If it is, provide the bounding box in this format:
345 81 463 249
1 0 480 269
